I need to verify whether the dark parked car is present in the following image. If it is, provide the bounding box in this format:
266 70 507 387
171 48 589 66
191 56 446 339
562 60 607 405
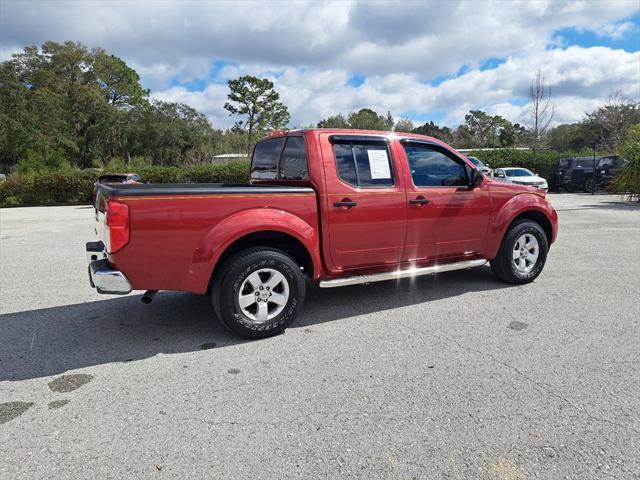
556 157 595 192
97 173 140 185
94 173 140 200
585 155 627 192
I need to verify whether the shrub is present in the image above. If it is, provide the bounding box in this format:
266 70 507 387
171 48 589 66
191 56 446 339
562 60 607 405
612 124 640 202
134 166 184 184
104 156 153 171
0 161 250 207
185 161 250 183
0 169 100 206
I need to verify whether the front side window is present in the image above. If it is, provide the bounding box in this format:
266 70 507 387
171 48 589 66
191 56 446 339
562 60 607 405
251 137 284 179
403 143 468 187
332 141 394 187
598 156 619 168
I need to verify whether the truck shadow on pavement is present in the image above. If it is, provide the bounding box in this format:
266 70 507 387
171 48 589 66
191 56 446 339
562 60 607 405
1 266 511 382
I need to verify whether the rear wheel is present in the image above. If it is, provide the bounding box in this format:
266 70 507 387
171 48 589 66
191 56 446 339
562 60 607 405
212 248 306 339
490 219 548 284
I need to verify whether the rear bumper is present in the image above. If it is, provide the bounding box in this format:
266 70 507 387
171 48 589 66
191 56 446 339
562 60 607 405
86 241 132 295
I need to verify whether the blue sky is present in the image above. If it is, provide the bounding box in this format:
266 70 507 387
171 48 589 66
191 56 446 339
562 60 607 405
1 0 638 128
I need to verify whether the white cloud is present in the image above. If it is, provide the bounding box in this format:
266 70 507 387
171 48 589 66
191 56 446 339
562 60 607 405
152 46 638 129
597 21 635 40
1 0 639 129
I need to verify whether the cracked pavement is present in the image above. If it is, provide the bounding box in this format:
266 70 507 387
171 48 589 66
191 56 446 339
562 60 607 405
1 194 639 479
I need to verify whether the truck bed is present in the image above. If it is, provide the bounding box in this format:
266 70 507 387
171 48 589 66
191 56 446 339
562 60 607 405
96 183 315 197
96 183 319 294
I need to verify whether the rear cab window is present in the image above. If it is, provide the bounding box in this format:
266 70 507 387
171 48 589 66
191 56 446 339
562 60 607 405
251 136 309 181
331 139 394 187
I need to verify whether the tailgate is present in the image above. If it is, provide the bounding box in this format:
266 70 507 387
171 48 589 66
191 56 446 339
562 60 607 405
93 186 109 247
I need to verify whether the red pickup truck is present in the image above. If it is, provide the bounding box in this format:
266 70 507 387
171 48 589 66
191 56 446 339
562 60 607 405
87 129 558 338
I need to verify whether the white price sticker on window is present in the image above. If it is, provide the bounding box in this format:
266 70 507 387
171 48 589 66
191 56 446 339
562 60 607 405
367 149 391 179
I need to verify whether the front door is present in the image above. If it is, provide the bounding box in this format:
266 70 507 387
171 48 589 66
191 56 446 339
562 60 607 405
399 141 491 263
321 134 407 271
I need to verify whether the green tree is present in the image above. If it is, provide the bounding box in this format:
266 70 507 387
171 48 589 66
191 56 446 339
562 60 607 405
0 41 241 171
126 101 213 165
317 113 350 128
547 121 605 152
456 111 520 148
612 124 640 201
394 117 414 133
584 94 640 151
347 108 388 130
460 111 499 147
413 121 454 144
0 41 154 169
224 75 290 152
93 48 149 108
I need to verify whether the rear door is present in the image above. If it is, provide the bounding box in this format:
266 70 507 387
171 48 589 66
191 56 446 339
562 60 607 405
398 140 491 262
320 134 407 271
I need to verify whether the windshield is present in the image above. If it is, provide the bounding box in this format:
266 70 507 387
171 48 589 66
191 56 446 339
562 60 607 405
574 158 594 168
467 156 485 167
505 168 533 177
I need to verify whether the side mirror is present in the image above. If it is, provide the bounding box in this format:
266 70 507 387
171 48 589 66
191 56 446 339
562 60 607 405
468 169 483 188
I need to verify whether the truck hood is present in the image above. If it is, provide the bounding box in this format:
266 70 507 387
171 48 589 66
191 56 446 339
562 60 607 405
488 178 547 198
508 175 547 185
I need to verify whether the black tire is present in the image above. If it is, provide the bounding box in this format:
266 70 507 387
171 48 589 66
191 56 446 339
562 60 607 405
584 179 595 192
490 219 548 284
212 248 306 339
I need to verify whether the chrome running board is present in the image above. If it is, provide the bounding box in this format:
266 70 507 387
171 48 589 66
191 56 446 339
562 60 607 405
319 259 488 288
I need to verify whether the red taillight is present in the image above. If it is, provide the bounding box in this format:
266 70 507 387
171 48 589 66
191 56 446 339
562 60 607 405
106 200 130 253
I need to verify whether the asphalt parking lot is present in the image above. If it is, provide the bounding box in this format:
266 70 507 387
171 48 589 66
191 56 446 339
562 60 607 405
1 193 639 479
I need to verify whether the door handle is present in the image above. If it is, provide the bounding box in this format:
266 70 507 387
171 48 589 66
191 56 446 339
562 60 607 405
409 197 430 205
333 200 357 208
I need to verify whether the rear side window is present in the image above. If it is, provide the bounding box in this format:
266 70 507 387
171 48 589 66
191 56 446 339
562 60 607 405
251 137 284 179
279 136 308 180
251 136 308 181
332 141 394 187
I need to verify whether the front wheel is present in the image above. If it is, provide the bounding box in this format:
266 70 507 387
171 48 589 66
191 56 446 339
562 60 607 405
584 178 596 192
490 219 548 284
213 248 306 339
